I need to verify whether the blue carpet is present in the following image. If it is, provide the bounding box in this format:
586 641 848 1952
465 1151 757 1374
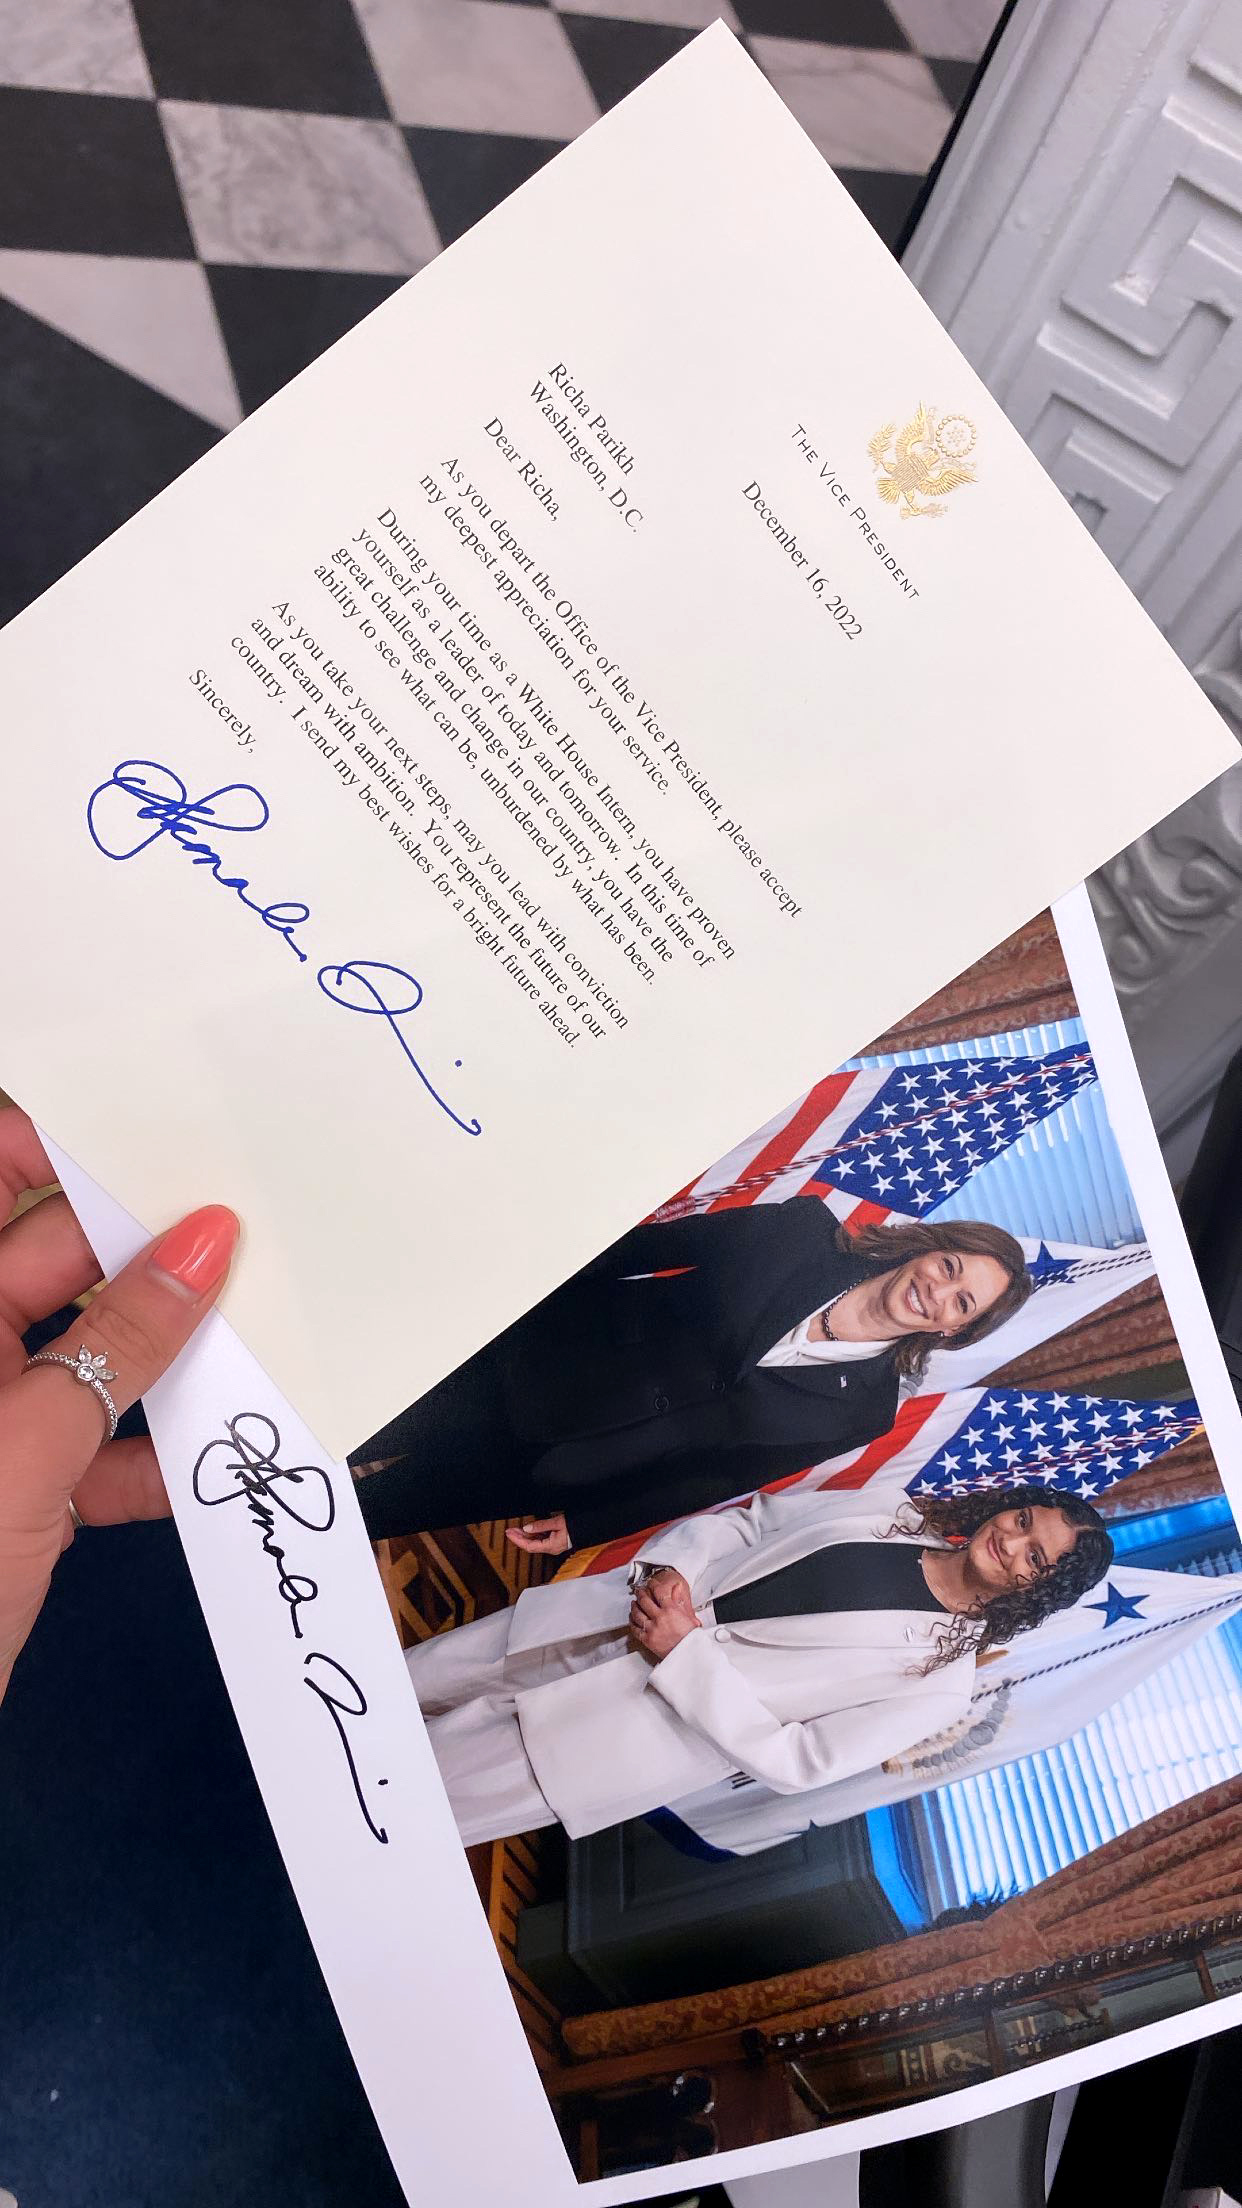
1 1517 406 2208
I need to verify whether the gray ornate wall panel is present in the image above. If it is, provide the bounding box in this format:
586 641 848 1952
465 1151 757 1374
906 0 1242 1180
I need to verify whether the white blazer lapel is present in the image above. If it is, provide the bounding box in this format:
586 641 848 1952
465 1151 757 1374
702 1476 956 1654
706 1488 945 1603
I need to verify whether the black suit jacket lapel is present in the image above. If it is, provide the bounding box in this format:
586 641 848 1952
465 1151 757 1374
734 1219 872 1376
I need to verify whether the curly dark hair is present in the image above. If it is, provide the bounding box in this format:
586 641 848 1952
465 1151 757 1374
893 1482 1115 1673
844 1218 1033 1385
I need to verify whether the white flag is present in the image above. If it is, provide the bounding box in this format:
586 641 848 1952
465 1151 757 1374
918 1237 1155 1395
674 1558 1242 1856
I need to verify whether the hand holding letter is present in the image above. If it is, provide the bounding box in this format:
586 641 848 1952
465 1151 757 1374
0 1108 239 1700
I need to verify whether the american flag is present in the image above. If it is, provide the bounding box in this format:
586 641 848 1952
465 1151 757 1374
809 1382 1201 1503
653 1044 1097 1229
551 1039 1170 1583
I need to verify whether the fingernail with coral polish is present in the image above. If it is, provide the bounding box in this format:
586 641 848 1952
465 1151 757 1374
149 1207 241 1299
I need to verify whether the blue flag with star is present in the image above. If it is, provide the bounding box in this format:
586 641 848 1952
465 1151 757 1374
1086 1582 1150 1628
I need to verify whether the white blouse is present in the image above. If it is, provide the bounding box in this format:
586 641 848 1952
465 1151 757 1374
758 1311 890 1366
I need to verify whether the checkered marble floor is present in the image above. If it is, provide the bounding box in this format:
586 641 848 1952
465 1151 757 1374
0 0 1007 624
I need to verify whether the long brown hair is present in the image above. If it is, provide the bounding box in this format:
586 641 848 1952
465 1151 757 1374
843 1217 1032 1384
895 1483 1114 1672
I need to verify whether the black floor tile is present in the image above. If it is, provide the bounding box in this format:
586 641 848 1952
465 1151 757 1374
733 0 908 48
131 0 389 115
927 53 979 110
0 86 195 258
558 14 700 113
403 126 564 246
0 298 217 625
834 164 924 247
207 264 406 414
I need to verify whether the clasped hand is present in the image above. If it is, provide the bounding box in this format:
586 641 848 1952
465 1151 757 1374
629 1566 701 1659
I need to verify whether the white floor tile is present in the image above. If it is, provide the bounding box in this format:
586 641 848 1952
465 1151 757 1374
885 0 1005 66
748 40 952 173
554 0 739 32
159 103 439 273
356 0 599 137
0 0 152 97
0 248 241 426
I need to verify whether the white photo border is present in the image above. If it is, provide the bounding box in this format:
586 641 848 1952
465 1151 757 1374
46 881 1242 2205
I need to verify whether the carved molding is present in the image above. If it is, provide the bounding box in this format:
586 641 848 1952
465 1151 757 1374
987 1274 1179 1389
1090 755 1242 996
907 0 1242 1161
863 906 1075 1055
558 1771 1242 2062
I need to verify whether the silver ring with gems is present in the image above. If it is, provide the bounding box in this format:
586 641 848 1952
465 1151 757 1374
25 1343 120 1445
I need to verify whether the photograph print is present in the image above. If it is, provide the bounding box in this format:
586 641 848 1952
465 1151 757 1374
350 902 1242 2183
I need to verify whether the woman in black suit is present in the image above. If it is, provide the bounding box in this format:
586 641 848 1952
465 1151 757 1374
351 1203 1031 1553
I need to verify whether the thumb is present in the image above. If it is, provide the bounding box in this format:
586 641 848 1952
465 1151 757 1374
0 1205 240 1700
13 1206 241 1495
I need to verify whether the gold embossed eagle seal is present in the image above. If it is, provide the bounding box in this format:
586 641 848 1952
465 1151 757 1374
868 405 977 519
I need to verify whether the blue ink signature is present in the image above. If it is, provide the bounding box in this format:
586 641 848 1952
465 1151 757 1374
86 757 481 1139
317 961 482 1138
87 759 311 963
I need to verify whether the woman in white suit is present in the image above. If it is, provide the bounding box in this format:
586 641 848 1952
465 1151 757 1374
406 1471 1113 1847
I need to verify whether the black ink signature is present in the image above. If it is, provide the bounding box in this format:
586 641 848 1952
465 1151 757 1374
303 1652 390 1845
192 1414 390 1844
87 759 311 963
192 1411 333 1638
